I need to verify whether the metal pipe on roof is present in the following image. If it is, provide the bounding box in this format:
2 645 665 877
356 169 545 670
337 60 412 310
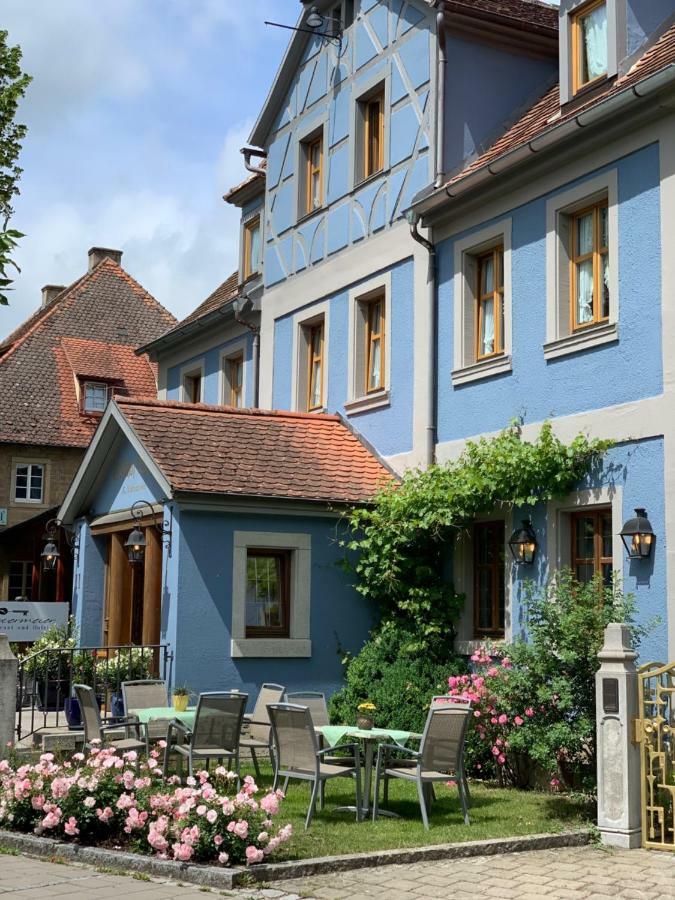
241 146 268 176
408 212 437 467
232 296 261 408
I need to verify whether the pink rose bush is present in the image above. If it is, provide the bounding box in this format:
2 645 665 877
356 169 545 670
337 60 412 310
0 747 291 866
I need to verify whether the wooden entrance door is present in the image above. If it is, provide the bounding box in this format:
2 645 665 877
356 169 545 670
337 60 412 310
101 525 162 647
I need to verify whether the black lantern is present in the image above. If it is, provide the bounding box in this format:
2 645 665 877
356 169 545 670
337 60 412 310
125 526 146 564
41 539 60 572
508 519 537 565
620 508 655 559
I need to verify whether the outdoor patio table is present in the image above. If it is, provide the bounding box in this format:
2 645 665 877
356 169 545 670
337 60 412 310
131 706 197 732
317 725 421 817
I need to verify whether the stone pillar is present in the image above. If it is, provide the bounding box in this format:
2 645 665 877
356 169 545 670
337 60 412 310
596 622 642 848
0 635 18 758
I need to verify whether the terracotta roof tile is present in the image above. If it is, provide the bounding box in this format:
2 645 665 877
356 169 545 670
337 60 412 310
0 258 176 448
223 161 266 203
117 397 394 504
446 0 558 32
444 22 675 190
157 273 239 342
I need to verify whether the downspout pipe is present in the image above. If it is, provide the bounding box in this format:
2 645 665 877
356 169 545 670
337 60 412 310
231 298 261 408
408 212 437 467
434 1 447 189
241 146 267 176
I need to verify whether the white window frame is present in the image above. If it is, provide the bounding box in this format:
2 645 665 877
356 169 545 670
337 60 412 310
452 218 513 385
231 531 311 658
219 339 247 407
83 381 109 413
453 509 513 655
12 461 47 505
345 271 392 414
180 361 205 404
544 170 619 360
559 0 620 105
546 485 623 575
290 303 329 413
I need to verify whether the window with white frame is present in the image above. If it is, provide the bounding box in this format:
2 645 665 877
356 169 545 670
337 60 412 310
452 220 512 384
14 463 45 504
224 352 244 408
545 172 618 359
83 381 109 413
295 315 325 412
345 276 391 411
571 0 608 95
559 0 619 106
181 365 203 404
231 531 311 658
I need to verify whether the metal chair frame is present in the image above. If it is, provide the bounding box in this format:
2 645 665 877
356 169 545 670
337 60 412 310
73 683 148 756
239 682 285 778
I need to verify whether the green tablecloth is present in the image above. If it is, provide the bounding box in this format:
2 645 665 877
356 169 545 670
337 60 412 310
132 706 197 730
319 725 418 748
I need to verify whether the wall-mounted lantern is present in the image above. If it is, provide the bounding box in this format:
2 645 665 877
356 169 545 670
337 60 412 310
620 508 655 559
508 519 537 565
41 535 60 573
263 3 342 47
41 518 80 573
125 500 172 565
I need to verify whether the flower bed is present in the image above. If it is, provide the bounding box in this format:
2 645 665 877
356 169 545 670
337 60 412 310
0 744 292 867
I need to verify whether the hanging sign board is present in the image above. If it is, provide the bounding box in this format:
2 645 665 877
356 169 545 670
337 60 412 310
0 602 69 642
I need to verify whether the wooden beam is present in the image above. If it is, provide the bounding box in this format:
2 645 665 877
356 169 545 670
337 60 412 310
107 532 131 646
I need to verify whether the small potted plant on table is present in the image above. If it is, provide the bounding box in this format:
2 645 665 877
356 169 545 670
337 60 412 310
357 702 376 730
172 685 190 712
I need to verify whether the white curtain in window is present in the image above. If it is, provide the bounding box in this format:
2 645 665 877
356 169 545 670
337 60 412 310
582 5 608 81
250 225 260 271
577 260 594 324
482 299 495 355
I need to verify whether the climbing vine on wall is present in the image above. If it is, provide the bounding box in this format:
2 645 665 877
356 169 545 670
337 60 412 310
342 421 614 653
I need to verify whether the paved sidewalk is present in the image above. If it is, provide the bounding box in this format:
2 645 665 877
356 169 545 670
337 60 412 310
0 844 674 899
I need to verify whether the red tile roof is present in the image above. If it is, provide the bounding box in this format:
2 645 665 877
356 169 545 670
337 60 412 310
446 0 558 33
117 396 394 504
0 257 176 448
223 162 266 204
444 21 675 190
154 273 239 345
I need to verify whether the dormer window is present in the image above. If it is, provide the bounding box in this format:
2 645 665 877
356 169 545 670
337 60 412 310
83 381 109 413
572 0 608 94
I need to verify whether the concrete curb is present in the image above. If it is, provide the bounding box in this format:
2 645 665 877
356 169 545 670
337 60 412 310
0 828 593 888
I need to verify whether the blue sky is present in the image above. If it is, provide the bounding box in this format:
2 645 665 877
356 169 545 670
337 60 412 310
1 0 299 339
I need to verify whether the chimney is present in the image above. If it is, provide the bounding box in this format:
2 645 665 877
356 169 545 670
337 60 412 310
88 247 123 272
41 284 66 307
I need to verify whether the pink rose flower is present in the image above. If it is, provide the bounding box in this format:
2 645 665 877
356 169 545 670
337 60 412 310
218 851 229 865
514 716 524 726
206 809 218 824
525 707 535 717
498 714 508 725
497 754 506 765
245 845 264 864
64 817 79 836
172 842 193 862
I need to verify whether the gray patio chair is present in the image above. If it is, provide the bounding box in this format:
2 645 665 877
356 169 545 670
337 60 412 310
163 691 248 780
122 679 170 744
238 682 285 778
372 703 471 829
268 703 362 830
285 691 330 727
74 683 148 755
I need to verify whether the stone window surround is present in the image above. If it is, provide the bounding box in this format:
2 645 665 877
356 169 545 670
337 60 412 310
290 301 330 413
349 69 391 192
452 218 513 386
345 271 392 414
231 530 311 658
179 360 205 403
11 458 49 508
453 508 513 656
546 484 623 575
559 0 620 106
295 115 329 225
219 339 248 406
544 169 619 360
240 208 263 283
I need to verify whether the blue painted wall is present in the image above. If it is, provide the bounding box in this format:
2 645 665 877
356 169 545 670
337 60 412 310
444 35 557 176
507 438 668 664
272 257 415 456
89 441 165 515
437 143 662 442
168 509 374 703
626 1 674 57
166 332 255 407
263 0 434 287
72 521 107 646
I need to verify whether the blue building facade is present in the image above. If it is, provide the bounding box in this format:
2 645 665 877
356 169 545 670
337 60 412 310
61 0 675 695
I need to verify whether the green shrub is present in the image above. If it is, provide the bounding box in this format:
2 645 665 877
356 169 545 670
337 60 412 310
329 623 466 733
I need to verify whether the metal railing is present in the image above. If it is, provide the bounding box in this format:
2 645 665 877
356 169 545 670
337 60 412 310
16 644 174 743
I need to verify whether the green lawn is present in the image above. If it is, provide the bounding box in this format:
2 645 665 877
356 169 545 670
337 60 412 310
245 763 594 860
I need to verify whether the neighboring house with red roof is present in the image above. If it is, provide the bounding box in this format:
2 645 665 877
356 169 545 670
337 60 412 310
0 247 175 604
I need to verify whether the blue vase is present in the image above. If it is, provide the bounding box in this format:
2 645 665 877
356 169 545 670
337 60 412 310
110 691 125 721
64 697 82 729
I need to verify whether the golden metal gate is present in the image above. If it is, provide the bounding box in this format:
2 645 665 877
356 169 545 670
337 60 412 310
635 660 675 850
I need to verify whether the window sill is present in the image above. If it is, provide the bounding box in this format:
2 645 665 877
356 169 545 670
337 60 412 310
231 639 311 658
296 206 326 227
344 390 390 415
451 355 512 386
544 322 618 361
353 168 389 192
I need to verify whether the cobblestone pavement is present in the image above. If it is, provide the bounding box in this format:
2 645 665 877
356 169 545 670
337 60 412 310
0 845 674 899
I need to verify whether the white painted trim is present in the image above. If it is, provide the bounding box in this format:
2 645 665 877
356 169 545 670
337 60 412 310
452 218 512 374
545 169 618 345
559 1 620 105
349 66 390 193
179 360 205 403
231 530 312 659
543 321 619 360
218 338 248 406
10 458 49 508
451 355 512 386
290 300 331 412
347 270 392 404
295 114 330 225
546 485 624 577
344 389 390 415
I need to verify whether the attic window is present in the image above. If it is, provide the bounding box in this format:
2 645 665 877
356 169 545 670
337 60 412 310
83 381 109 413
572 0 608 94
